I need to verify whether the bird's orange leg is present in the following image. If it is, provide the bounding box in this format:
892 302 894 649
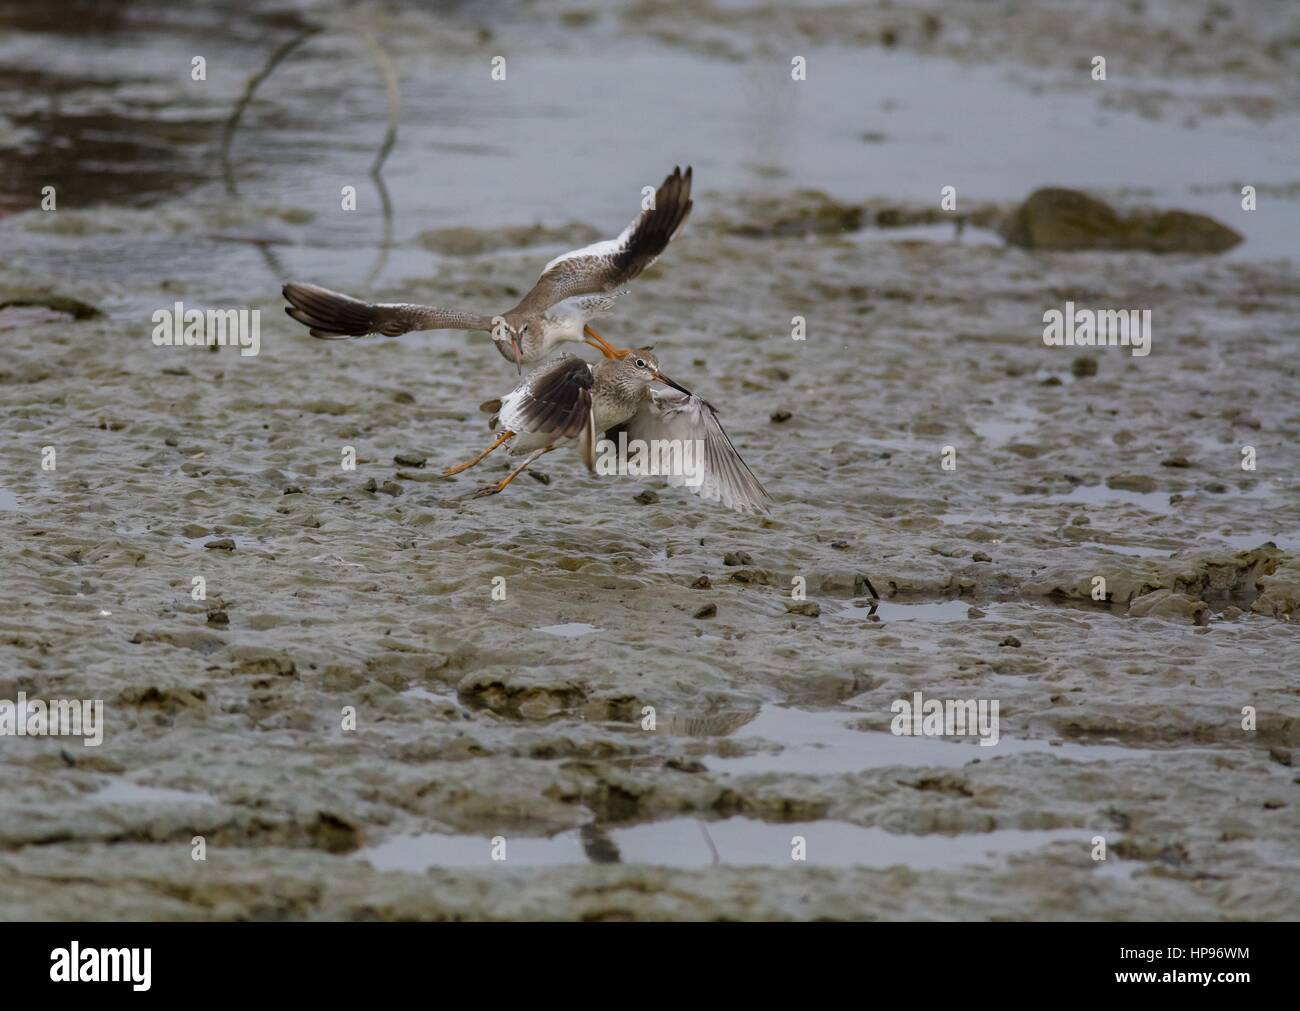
443 430 514 476
583 325 629 360
472 446 556 498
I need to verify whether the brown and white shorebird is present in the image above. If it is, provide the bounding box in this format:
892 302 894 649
281 166 693 370
447 332 772 515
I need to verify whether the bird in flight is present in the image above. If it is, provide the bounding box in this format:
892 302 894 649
447 332 772 515
282 166 693 371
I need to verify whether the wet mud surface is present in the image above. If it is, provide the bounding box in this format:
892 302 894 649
0 0 1297 919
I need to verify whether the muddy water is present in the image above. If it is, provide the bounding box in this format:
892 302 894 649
1 0 1298 921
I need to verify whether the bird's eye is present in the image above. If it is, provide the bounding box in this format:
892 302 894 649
635 358 646 369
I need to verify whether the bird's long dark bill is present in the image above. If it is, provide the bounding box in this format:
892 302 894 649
652 371 692 397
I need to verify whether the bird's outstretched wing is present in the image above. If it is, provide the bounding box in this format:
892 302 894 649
499 355 594 438
509 166 693 318
498 355 598 469
283 282 492 339
614 389 771 515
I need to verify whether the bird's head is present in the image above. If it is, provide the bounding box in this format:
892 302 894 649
491 317 527 374
611 348 692 398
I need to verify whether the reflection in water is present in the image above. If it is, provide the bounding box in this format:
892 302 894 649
356 818 1086 871
705 704 1157 776
219 25 397 285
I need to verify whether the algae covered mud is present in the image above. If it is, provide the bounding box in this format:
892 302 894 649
0 0 1297 921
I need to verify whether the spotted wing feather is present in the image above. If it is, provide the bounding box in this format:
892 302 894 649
498 355 594 441
510 166 693 317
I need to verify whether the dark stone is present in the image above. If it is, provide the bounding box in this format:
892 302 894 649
1000 187 1242 253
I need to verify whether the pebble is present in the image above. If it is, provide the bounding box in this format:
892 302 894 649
723 551 753 566
394 453 426 468
999 635 1021 647
691 575 711 589
693 603 717 619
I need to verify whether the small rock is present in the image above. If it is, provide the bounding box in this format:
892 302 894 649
999 635 1021 647
528 470 550 485
204 538 235 551
1268 748 1292 767
786 601 820 617
723 551 753 566
206 608 229 626
967 607 986 619
1108 473 1158 493
231 647 296 677
1128 588 1209 625
394 453 426 468
770 409 792 423
1000 187 1242 253
831 540 850 550
693 603 717 619
972 551 992 562
393 391 416 404
363 477 378 493
378 480 404 496
690 575 711 589
283 485 303 495
634 490 659 505
1161 455 1191 468
1071 356 1098 378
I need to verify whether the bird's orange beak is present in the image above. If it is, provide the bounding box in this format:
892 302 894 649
510 334 523 374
